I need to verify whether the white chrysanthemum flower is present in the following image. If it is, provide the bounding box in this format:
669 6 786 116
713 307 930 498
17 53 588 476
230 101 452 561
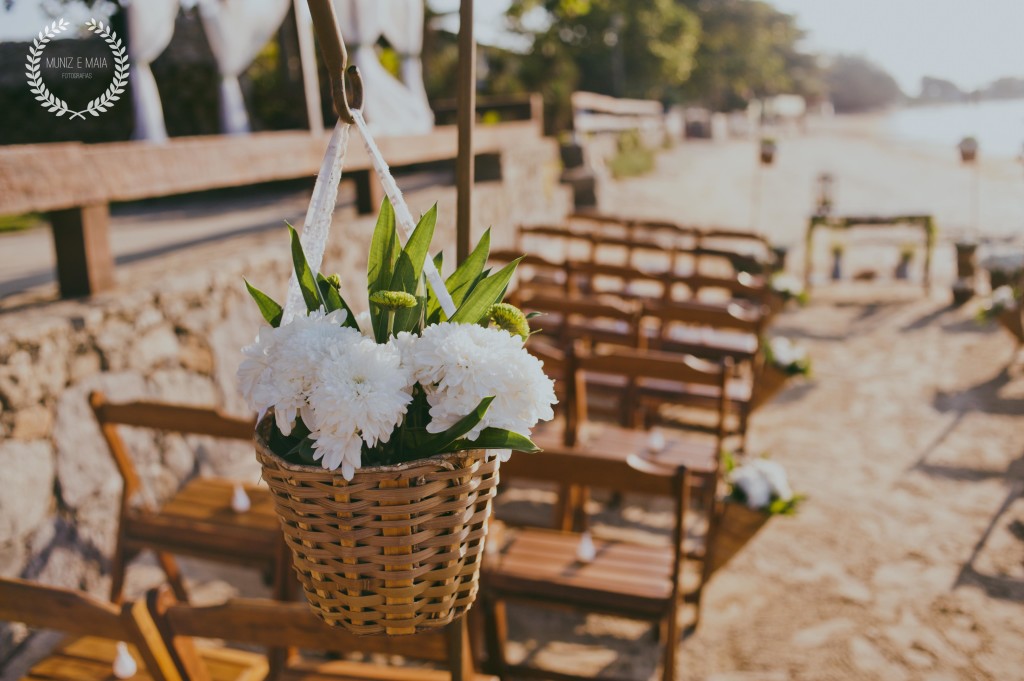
412 323 557 440
731 465 771 509
770 273 803 296
769 336 807 368
237 308 355 435
991 285 1016 310
308 337 415 479
731 458 793 509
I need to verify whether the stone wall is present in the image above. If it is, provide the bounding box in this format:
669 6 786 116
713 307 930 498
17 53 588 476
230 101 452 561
0 137 569 663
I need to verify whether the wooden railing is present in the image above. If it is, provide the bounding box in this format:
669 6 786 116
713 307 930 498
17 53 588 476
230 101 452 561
0 119 544 298
432 93 543 128
570 91 665 135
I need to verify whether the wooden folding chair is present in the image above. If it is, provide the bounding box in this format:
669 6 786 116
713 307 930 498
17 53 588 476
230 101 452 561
0 577 263 681
641 298 768 450
147 587 494 681
488 249 568 302
88 391 291 605
481 452 693 681
518 292 644 352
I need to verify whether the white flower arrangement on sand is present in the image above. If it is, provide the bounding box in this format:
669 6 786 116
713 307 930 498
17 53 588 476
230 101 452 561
725 454 803 515
764 336 811 377
769 272 809 305
976 285 1020 324
239 200 557 479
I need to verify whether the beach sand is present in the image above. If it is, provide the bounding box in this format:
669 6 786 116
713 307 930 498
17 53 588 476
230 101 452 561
3 116 1023 680
491 117 1024 679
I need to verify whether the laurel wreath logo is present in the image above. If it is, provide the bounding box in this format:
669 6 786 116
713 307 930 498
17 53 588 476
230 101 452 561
25 17 130 120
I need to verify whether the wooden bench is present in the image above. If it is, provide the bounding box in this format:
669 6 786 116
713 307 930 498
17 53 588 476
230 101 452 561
0 120 544 298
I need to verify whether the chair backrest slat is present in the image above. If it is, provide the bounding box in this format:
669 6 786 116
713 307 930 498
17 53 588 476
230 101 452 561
0 578 127 640
91 396 255 440
498 449 680 497
577 346 725 388
149 590 453 669
0 578 186 681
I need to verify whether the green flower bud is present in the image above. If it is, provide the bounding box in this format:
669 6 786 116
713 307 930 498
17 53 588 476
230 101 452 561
325 273 342 290
488 303 530 340
369 290 417 311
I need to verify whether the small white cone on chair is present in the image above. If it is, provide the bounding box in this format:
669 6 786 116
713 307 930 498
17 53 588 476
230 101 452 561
576 531 596 563
231 483 251 513
647 428 666 454
112 642 137 679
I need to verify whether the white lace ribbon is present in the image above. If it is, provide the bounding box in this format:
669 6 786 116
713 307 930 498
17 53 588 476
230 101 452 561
283 121 351 323
282 115 457 322
351 110 456 317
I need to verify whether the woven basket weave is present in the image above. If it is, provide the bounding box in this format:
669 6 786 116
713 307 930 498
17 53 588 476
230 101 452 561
998 306 1024 345
749 363 791 412
255 417 500 635
707 501 770 575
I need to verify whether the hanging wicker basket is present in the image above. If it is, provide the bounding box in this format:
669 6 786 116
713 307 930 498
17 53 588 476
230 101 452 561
750 363 791 412
997 306 1024 345
707 501 770 575
255 416 500 635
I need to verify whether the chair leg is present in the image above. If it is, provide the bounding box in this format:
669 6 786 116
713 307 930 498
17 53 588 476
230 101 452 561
109 535 128 604
155 551 189 602
481 594 509 679
661 610 680 681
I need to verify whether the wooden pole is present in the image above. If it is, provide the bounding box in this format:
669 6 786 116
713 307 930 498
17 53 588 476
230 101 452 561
456 0 476 265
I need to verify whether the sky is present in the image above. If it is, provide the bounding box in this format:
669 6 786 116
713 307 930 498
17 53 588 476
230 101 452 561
430 0 1024 96
5 0 1024 96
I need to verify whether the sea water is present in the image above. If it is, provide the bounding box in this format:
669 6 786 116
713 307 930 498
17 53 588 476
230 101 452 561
884 98 1024 159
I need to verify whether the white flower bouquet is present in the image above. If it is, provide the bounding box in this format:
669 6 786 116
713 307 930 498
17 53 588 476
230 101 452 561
239 200 557 479
763 336 811 377
976 285 1020 324
769 272 809 306
241 199 558 635
726 455 802 515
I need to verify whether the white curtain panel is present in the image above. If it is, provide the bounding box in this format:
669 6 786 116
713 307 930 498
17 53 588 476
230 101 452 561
125 0 179 142
334 0 432 135
383 0 433 127
198 0 291 135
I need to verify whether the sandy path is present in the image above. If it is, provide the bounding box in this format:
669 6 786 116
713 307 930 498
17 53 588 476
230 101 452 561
497 283 1024 680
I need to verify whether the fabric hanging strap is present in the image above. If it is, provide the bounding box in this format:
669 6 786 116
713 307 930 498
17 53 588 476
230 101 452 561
283 121 352 323
351 110 456 317
282 115 457 323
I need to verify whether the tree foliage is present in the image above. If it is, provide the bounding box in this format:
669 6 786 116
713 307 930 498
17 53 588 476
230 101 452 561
678 0 823 111
508 0 700 130
825 55 903 113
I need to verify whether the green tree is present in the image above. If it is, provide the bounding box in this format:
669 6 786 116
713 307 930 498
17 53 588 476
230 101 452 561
679 0 823 111
825 55 903 112
508 0 701 130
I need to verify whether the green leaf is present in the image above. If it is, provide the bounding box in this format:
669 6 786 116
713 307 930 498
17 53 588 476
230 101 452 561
367 198 399 338
429 229 491 322
448 428 541 454
410 396 494 458
315 274 359 329
288 223 323 313
244 279 283 327
450 257 522 325
385 206 437 336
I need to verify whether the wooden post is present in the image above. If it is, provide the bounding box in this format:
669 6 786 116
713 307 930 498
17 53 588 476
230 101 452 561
49 203 115 297
293 0 325 135
456 0 476 265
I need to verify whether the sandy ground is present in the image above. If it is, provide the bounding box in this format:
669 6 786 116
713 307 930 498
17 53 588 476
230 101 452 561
498 284 1024 680
4 117 1024 680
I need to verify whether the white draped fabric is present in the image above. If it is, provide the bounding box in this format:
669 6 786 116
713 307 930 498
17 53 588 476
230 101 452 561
198 0 291 135
334 0 433 136
125 0 179 142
